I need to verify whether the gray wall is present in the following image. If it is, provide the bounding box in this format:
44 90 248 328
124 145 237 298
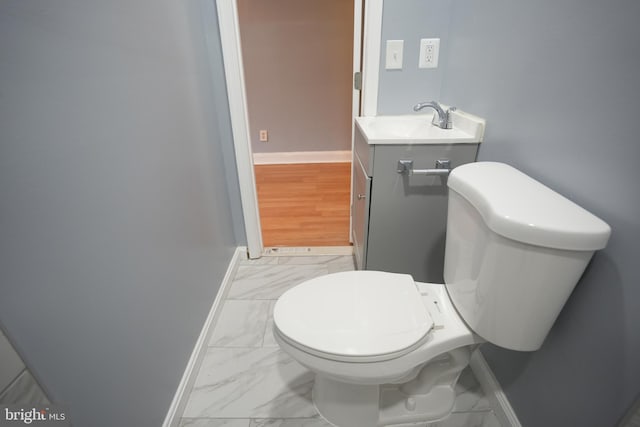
238 0 353 154
440 1 640 426
0 1 241 426
377 0 453 115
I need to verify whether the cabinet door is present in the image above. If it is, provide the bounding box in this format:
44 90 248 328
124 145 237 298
351 159 372 270
366 144 479 282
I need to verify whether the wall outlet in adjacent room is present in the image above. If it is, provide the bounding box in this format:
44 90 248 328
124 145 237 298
419 38 440 69
259 130 268 142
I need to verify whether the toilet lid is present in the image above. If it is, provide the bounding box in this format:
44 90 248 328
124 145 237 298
273 271 433 360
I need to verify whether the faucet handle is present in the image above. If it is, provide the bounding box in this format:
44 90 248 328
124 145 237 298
445 106 457 130
436 106 456 129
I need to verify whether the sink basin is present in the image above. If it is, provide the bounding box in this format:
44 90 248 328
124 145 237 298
355 110 485 145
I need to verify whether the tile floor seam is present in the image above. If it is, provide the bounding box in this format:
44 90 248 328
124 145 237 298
0 368 27 397
208 346 264 349
259 309 270 348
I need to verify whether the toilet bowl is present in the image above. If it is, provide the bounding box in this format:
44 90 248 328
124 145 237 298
274 273 482 385
274 274 485 426
273 162 611 427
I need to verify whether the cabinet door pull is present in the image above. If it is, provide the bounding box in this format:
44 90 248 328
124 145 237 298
397 159 451 176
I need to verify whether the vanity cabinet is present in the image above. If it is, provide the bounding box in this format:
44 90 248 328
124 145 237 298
351 118 480 283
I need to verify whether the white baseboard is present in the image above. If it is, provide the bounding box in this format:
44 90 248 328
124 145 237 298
253 150 351 165
469 349 522 427
162 246 246 427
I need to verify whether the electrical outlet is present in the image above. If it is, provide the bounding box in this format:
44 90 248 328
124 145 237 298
259 130 268 142
419 38 440 69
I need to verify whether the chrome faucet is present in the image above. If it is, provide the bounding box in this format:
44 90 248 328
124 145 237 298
413 101 456 129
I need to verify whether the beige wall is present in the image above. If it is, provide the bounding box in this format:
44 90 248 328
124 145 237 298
238 0 353 155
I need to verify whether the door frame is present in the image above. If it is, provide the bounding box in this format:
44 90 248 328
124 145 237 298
216 0 383 258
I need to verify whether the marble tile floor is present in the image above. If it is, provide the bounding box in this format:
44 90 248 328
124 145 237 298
0 369 49 406
180 254 501 427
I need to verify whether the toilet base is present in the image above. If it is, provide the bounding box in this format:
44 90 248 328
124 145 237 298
312 376 458 427
313 375 379 427
311 347 471 427
379 385 455 426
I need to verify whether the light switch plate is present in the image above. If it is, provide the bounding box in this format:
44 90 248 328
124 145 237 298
385 40 404 70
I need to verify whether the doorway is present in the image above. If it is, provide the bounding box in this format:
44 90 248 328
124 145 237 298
215 0 382 258
237 0 355 248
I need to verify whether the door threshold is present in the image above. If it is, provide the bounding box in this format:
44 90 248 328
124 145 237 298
262 246 354 257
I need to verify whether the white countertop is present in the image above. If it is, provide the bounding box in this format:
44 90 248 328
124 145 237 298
355 110 485 145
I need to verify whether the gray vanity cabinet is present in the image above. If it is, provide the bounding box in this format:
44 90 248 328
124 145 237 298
351 126 479 283
352 158 372 271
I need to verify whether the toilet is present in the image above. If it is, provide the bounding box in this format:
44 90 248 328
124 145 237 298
273 162 611 427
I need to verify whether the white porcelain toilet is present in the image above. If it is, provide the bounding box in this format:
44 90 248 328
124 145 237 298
273 162 611 427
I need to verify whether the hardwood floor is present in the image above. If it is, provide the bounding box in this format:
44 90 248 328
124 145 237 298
254 162 352 247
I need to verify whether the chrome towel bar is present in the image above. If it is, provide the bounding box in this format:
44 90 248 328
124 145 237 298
396 159 451 176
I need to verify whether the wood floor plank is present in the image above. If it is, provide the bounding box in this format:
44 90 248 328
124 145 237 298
254 162 352 247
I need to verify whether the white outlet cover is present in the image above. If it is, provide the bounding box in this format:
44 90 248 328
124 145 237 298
419 38 440 69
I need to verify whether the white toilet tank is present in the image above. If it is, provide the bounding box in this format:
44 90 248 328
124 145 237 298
443 162 611 351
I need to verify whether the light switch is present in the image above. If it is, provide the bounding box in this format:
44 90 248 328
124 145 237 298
385 40 404 70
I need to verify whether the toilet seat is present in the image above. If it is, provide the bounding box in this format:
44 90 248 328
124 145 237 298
273 271 434 363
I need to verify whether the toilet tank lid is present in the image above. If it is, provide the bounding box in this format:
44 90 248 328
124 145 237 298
448 162 611 251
